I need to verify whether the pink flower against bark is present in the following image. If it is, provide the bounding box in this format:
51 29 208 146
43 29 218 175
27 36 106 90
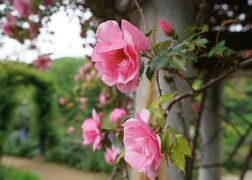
33 55 52 70
110 108 127 123
91 20 150 93
123 109 161 179
2 14 17 36
159 19 172 36
81 109 102 151
104 146 121 165
13 0 33 18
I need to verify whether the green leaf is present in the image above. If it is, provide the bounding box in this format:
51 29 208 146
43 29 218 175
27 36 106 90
169 56 187 71
159 92 177 104
169 145 186 173
139 64 145 78
146 66 154 81
154 41 171 53
150 56 169 71
175 134 191 156
208 40 233 57
194 38 208 46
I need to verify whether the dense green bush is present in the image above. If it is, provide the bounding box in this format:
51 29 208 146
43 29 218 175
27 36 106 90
0 165 41 180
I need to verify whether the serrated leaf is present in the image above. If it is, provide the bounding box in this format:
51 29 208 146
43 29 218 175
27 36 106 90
175 134 191 156
159 92 177 104
150 56 169 71
194 38 208 46
116 148 125 163
154 41 171 53
169 145 186 173
169 56 187 71
146 66 154 81
208 40 233 57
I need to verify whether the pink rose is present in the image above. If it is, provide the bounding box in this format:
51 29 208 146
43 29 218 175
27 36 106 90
2 14 17 36
67 126 75 135
59 97 66 105
33 55 52 70
123 109 161 179
110 108 127 123
98 91 108 105
81 109 102 151
29 22 41 38
104 146 121 165
91 20 149 93
13 0 33 18
79 97 88 110
159 19 173 36
74 74 81 81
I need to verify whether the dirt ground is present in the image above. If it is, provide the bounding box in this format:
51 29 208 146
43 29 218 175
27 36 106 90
2 156 252 180
2 156 108 180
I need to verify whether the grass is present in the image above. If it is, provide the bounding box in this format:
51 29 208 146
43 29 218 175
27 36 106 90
0 165 41 180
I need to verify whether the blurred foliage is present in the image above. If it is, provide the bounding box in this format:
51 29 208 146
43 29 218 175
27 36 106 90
0 165 41 180
223 77 252 170
0 61 58 156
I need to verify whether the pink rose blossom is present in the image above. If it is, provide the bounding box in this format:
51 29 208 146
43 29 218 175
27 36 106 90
29 22 41 38
2 14 17 36
81 109 102 151
104 146 121 165
110 108 127 123
59 97 66 105
79 97 88 110
33 55 52 70
98 91 108 105
123 109 161 179
74 74 81 81
159 19 172 36
13 0 33 18
67 126 75 135
91 20 150 93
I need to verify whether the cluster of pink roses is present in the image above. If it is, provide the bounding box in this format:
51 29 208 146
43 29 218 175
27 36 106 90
81 108 162 178
74 62 97 82
2 0 54 40
82 19 170 178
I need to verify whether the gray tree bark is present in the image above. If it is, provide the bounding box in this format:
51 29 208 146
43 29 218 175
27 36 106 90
132 0 194 179
198 84 222 180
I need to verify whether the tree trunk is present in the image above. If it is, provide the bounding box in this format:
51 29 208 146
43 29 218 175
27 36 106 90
198 84 222 180
132 0 194 179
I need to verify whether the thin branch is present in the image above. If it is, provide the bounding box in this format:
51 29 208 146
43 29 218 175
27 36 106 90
186 80 208 180
134 0 147 32
166 57 252 113
240 141 252 180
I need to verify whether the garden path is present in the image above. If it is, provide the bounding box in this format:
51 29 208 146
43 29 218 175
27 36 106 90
2 156 107 180
2 156 252 180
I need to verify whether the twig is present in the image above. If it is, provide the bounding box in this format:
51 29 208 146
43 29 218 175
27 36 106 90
134 0 147 32
166 57 252 113
240 141 252 180
156 71 162 96
186 76 209 180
